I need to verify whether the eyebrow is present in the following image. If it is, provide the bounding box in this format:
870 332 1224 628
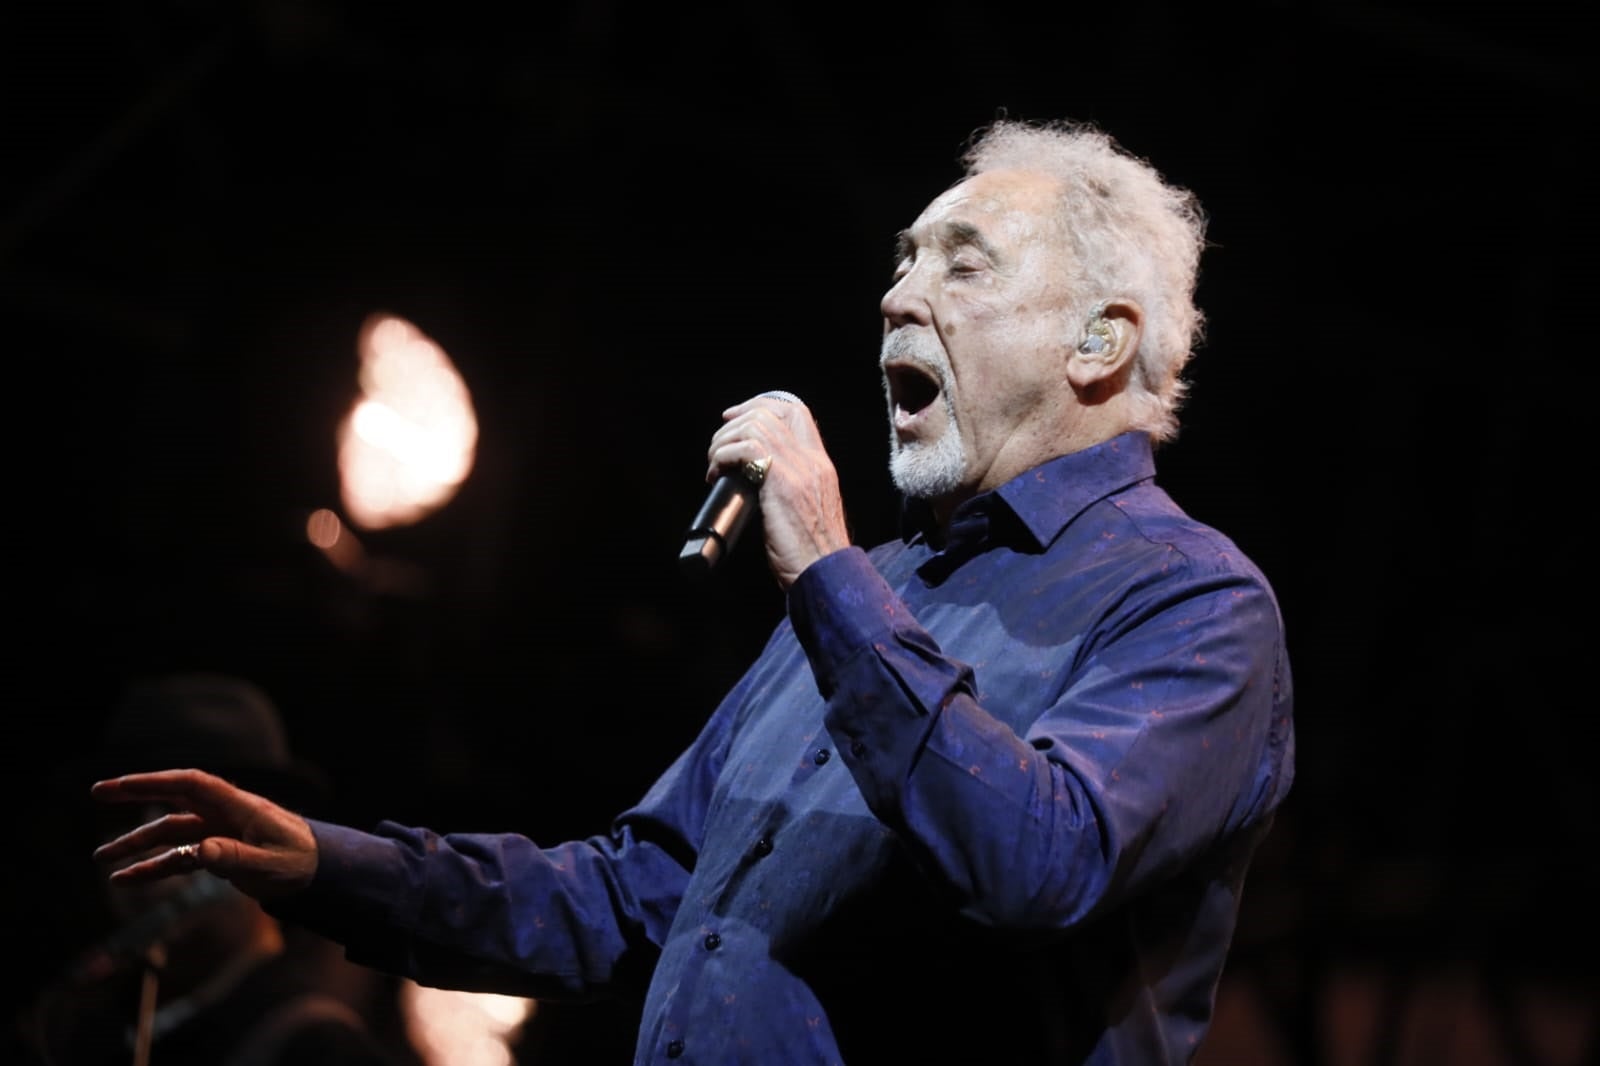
892 229 915 265
892 220 1003 266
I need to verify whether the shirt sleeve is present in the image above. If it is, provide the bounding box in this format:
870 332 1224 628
267 696 739 1001
787 545 1292 932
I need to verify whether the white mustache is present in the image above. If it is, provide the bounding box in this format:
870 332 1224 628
879 330 950 386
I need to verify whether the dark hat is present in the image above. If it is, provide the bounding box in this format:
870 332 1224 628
73 672 332 814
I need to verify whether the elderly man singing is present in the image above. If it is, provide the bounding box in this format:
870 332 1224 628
94 117 1294 1065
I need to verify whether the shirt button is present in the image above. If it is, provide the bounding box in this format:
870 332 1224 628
752 836 773 858
850 740 866 757
813 748 831 765
666 1039 685 1058
703 932 722 950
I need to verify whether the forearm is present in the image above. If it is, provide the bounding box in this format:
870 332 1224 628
267 818 684 999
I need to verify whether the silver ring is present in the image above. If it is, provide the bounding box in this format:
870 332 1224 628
742 455 772 486
173 843 201 864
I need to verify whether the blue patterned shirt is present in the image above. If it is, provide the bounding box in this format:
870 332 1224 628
280 430 1295 1064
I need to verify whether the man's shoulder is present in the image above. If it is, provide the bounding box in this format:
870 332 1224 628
1085 484 1277 589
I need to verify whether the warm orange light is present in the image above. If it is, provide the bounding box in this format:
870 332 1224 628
337 313 478 530
305 507 343 549
304 507 365 573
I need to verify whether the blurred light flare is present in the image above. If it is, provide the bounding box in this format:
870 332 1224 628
305 507 364 574
400 980 534 1066
338 312 477 530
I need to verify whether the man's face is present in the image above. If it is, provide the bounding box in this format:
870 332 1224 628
879 168 1077 504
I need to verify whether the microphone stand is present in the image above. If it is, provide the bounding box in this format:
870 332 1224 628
131 942 166 1066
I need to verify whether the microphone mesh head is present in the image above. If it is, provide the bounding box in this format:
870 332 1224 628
758 390 803 404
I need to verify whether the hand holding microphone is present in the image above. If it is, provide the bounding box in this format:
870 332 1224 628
679 391 801 578
680 390 850 587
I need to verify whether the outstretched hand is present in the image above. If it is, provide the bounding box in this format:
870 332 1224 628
91 768 318 901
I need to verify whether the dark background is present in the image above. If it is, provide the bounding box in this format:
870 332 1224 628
8 1 1596 1062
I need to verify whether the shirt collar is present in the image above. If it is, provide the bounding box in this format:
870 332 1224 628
900 429 1158 553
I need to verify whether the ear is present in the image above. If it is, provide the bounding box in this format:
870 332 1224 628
1066 298 1144 391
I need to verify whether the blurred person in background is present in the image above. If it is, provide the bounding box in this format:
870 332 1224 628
20 671 419 1066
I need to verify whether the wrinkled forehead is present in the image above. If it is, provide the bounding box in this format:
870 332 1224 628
913 168 1064 243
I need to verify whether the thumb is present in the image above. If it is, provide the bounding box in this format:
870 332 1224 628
201 835 317 898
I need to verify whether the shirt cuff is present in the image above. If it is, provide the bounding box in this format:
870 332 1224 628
787 546 903 698
264 818 416 935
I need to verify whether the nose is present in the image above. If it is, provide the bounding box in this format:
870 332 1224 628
880 268 931 330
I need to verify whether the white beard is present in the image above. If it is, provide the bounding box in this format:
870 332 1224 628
880 331 967 499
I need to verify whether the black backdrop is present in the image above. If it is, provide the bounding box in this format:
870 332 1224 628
8 1 1596 1062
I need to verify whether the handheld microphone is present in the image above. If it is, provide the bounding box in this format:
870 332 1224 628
679 390 802 578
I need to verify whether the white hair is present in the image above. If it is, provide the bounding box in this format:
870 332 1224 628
961 118 1208 442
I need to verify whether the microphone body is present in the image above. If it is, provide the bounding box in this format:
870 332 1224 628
679 474 758 577
679 390 801 578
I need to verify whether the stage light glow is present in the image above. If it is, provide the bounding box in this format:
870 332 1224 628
400 980 535 1066
338 312 478 530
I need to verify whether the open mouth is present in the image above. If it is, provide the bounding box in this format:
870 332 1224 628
885 361 941 420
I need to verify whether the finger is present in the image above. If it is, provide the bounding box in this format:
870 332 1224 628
720 401 803 440
90 767 225 805
722 391 806 419
203 836 291 882
710 403 780 441
93 811 207 865
707 437 778 485
105 839 210 884
707 406 804 481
